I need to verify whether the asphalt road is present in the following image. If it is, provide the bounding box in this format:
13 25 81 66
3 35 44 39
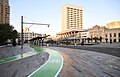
50 45 120 57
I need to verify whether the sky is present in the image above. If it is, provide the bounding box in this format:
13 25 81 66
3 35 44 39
10 0 120 36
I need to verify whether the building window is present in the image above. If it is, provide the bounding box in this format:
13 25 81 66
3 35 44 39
114 39 116 42
105 38 108 43
114 33 116 37
119 33 120 37
110 33 112 37
105 34 107 37
110 39 112 43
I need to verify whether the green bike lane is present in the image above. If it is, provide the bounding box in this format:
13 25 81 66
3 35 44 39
0 50 38 63
0 46 63 77
28 48 63 77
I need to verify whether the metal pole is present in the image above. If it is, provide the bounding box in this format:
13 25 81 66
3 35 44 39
21 16 23 49
20 17 50 49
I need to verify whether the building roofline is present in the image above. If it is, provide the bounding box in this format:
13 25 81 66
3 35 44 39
63 4 83 9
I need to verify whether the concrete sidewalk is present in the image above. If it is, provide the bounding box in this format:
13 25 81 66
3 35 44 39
87 43 120 48
0 45 49 77
71 43 120 48
0 44 33 59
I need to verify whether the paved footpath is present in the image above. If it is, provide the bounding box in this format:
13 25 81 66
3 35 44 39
0 45 40 64
0 45 49 77
0 45 63 77
0 44 34 59
49 47 120 77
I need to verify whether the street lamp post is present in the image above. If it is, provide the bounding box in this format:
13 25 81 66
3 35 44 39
21 16 23 49
21 16 50 49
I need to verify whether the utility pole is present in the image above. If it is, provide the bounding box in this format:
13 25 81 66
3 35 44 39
21 16 23 49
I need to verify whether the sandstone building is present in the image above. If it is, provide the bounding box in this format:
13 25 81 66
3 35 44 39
0 0 10 24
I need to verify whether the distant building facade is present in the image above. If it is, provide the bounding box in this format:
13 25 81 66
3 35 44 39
88 25 107 42
56 30 89 44
77 30 89 43
56 4 120 44
106 21 120 29
56 4 84 44
56 30 80 44
56 25 120 44
23 27 29 32
19 32 42 43
0 0 10 24
89 25 120 43
104 28 120 43
19 27 42 43
62 4 83 31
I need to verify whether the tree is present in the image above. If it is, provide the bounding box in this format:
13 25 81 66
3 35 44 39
99 36 102 42
87 37 91 43
0 24 18 46
11 30 18 46
46 39 56 44
93 37 98 43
